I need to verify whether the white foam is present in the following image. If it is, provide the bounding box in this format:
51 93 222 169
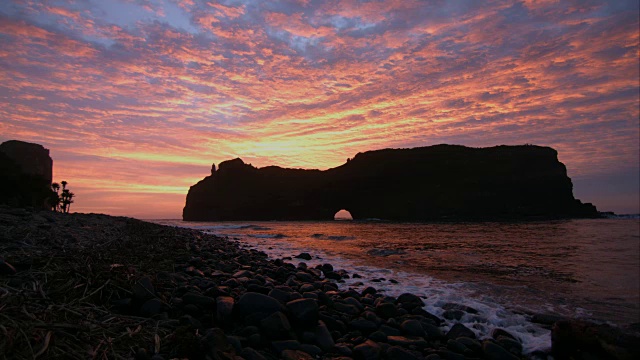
229 234 552 354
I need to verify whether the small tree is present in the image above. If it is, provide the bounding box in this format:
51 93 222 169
54 181 75 213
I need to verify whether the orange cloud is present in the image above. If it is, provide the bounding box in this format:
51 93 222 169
0 0 637 216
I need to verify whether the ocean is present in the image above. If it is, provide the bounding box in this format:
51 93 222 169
153 218 639 354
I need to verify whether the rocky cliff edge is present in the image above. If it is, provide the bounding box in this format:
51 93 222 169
183 144 598 221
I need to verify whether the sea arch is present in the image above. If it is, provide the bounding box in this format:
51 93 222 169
334 209 353 220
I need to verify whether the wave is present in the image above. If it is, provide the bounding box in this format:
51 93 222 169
248 233 287 239
310 233 355 240
367 248 407 256
603 214 640 219
191 224 272 230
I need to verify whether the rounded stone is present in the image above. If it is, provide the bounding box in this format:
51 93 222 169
237 292 285 318
286 298 319 327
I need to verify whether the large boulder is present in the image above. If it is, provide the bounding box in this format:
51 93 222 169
236 292 285 319
286 298 319 328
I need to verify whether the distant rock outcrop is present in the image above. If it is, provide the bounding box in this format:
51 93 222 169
0 140 53 209
183 145 598 221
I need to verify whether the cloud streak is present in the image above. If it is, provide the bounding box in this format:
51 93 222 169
1 0 638 216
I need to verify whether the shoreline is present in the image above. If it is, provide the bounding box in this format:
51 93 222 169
1 207 638 359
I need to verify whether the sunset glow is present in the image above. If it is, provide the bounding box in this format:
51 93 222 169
1 0 638 218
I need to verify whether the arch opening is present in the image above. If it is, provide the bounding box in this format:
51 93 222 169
334 209 353 220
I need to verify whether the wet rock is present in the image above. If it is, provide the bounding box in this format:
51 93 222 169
386 346 422 360
334 344 353 356
221 277 239 289
447 339 468 354
241 347 268 360
412 308 444 325
531 313 566 326
457 337 482 353
491 328 518 341
549 320 640 360
299 344 322 356
496 336 522 355
247 284 271 294
363 311 382 325
400 319 426 337
282 349 314 360
261 311 292 339
323 282 338 291
302 292 318 300
313 321 335 351
182 292 216 308
379 325 402 337
387 336 428 348
369 331 387 342
234 269 253 278
375 302 400 319
344 297 365 311
446 323 476 340
443 309 464 321
324 271 342 280
272 340 301 354
237 292 285 318
395 293 425 310
202 328 232 356
482 341 519 360
140 298 163 317
320 263 334 273
183 304 200 316
349 318 378 334
295 253 312 260
319 312 347 333
299 283 315 293
286 298 319 327
185 266 204 277
237 326 260 337
227 335 242 353
269 288 293 304
353 340 381 360
422 322 444 339
437 350 466 360
216 296 234 325
295 271 315 283
334 302 361 316
442 303 478 314
362 287 377 296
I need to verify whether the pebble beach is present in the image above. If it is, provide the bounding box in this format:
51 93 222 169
1 206 638 360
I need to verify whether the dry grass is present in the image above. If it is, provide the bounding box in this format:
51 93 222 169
0 211 199 359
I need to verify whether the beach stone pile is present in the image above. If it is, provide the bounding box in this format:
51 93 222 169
1 206 638 359
115 228 532 360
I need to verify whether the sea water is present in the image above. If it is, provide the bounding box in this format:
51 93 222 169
153 218 640 354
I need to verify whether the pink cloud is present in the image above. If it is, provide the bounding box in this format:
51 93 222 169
0 0 637 216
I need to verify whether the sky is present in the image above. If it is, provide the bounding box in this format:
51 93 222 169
0 0 638 219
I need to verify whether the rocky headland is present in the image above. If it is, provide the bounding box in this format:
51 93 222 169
2 206 637 359
183 145 598 221
0 140 53 210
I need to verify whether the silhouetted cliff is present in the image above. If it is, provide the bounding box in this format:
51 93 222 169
183 145 598 221
0 140 53 209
